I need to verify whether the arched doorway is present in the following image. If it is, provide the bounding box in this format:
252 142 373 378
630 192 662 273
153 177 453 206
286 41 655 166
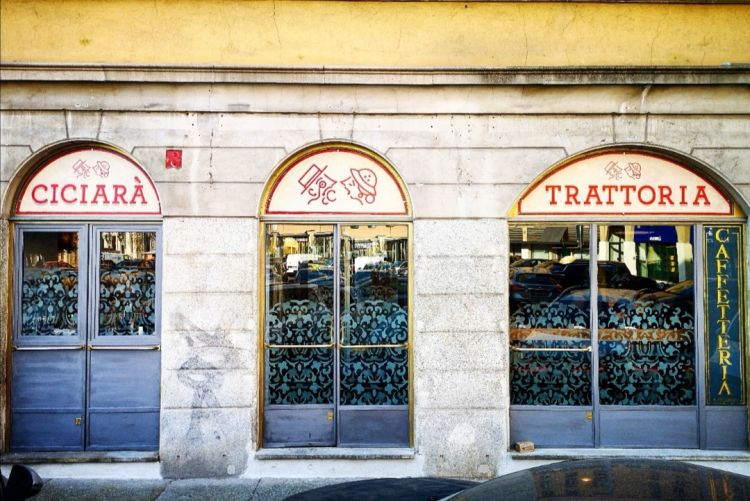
7 142 162 451
258 141 413 448
507 145 748 449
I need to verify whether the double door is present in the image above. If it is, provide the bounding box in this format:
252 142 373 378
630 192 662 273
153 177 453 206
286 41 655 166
11 224 161 451
510 223 708 448
262 224 410 447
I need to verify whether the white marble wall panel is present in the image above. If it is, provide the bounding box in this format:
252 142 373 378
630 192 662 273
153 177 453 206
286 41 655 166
415 256 505 295
199 113 321 149
162 253 255 293
162 330 255 371
414 219 505 257
351 115 613 152
162 293 256 334
65 110 106 140
387 147 564 185
410 184 524 218
736 184 750 205
162 369 256 409
0 111 67 150
133 147 287 184
613 115 648 143
414 294 505 333
315 114 357 140
647 116 750 151
415 370 505 410
414 332 506 372
158 182 264 217
0 145 32 182
416 409 504 478
641 86 750 115
160 408 254 478
163 217 258 256
691 148 750 184
97 112 203 151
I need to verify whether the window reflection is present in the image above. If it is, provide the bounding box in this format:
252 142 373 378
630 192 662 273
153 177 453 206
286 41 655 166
508 224 697 407
21 231 79 336
509 225 592 406
340 225 409 406
98 231 157 336
598 225 695 406
264 225 335 405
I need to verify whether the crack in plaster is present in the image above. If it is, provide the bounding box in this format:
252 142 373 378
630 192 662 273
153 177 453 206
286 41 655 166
271 0 282 62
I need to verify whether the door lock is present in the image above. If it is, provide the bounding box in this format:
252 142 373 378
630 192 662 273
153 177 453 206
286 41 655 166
75 417 82 426
585 411 592 421
327 411 334 421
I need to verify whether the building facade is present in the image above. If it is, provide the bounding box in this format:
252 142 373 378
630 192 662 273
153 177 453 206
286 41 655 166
1 0 750 479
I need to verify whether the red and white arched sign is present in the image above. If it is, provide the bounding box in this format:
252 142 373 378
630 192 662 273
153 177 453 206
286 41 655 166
16 147 161 216
263 144 409 217
517 151 733 216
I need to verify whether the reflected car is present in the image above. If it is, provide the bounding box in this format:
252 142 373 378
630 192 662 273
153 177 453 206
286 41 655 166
286 459 750 501
510 258 548 270
551 286 641 312
550 259 658 291
509 271 562 309
636 279 693 310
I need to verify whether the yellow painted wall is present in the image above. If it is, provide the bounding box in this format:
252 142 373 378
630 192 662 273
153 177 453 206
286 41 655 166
1 1 749 67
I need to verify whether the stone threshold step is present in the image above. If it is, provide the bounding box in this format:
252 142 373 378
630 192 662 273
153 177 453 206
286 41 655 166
255 447 415 460
511 448 750 462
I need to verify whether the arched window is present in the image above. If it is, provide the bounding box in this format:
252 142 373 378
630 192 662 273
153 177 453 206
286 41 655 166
507 145 748 449
8 142 162 452
259 142 412 447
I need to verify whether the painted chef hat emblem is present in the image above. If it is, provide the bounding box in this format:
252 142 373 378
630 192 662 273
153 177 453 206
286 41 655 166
343 168 378 205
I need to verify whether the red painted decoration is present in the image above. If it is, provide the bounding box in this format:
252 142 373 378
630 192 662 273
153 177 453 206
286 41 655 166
166 149 182 169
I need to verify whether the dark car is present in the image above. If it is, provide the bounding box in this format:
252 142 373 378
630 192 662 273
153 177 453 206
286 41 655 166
285 459 750 501
447 459 750 501
509 271 562 309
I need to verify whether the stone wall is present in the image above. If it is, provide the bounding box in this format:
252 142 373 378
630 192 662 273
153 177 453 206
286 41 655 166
1 80 749 477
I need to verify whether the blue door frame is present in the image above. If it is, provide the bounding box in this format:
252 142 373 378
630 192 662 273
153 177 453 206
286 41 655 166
10 223 161 452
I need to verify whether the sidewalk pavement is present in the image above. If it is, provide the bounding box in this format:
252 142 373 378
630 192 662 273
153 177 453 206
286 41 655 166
31 478 349 501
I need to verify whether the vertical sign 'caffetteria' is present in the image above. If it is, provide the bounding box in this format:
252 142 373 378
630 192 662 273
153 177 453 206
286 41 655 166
704 225 746 405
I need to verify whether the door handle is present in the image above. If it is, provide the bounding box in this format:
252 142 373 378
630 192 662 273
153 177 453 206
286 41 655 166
88 345 160 351
13 345 85 351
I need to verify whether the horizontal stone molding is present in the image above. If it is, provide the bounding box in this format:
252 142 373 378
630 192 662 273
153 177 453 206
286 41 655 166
2 64 749 86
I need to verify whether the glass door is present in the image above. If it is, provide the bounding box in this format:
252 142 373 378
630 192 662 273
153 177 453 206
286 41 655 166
262 223 410 447
338 225 409 447
509 223 701 449
11 226 88 450
509 225 594 446
11 224 161 452
596 224 698 447
263 225 336 446
88 228 161 450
